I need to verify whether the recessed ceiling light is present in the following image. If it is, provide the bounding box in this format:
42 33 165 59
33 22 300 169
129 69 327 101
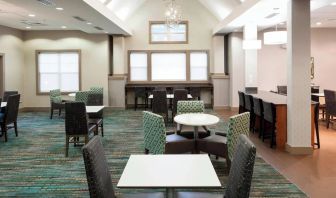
316 22 322 25
104 31 109 34
56 7 64 11
87 22 92 25
25 26 31 29
61 26 67 29
28 14 35 17
331 2 336 6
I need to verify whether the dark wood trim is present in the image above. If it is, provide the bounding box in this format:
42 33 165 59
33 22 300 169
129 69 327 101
35 49 82 95
149 21 189 44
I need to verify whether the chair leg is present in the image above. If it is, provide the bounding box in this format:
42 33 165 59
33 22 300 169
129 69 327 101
326 114 330 129
2 125 7 142
14 122 18 137
315 119 320 149
145 148 149 154
50 108 53 119
101 121 104 137
59 108 61 117
65 136 69 157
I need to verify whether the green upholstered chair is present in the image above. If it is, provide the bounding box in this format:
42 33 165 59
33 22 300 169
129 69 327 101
75 91 90 104
49 89 65 119
197 112 250 169
176 100 204 115
176 100 210 139
143 111 194 154
90 87 103 94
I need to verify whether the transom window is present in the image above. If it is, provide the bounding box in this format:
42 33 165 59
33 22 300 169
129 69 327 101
150 21 188 44
129 50 209 82
36 50 80 94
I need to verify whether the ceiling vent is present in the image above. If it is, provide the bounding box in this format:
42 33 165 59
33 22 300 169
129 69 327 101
37 0 54 6
21 20 47 26
73 16 86 22
265 13 279 19
94 26 104 31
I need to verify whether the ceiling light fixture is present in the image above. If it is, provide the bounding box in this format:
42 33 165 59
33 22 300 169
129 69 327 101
25 26 31 29
264 24 287 45
28 14 35 17
331 2 336 6
316 22 322 25
61 26 67 29
56 7 64 11
164 0 182 29
87 22 92 25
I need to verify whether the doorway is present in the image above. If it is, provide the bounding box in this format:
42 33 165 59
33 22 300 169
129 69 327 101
0 54 4 95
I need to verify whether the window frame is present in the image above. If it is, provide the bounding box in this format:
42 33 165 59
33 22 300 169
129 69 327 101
35 49 82 95
128 50 209 84
149 21 189 44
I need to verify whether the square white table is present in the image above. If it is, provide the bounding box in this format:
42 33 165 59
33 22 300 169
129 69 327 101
148 94 193 99
1 102 6 108
117 154 221 198
86 106 104 113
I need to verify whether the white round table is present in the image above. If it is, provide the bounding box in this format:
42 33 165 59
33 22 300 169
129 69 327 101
174 113 220 139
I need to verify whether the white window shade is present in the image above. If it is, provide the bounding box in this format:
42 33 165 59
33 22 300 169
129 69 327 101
151 53 186 81
38 51 79 93
190 52 208 81
130 53 148 81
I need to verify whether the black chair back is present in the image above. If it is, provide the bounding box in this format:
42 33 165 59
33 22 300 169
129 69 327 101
3 91 18 102
311 87 319 102
4 94 20 124
277 86 287 95
87 94 103 106
173 89 188 116
225 134 256 198
152 90 168 114
263 101 276 123
253 97 263 117
134 87 147 98
244 94 253 112
65 102 89 136
189 87 201 100
82 136 116 198
324 89 336 116
238 91 245 107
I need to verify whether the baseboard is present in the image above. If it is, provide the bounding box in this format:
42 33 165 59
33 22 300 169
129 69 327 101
285 143 313 155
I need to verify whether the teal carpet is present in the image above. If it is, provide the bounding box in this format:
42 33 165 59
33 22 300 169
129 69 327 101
0 110 306 197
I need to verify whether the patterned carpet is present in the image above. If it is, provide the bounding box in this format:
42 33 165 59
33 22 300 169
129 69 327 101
0 110 307 197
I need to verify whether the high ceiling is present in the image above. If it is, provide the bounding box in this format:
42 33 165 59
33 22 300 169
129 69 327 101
0 0 335 35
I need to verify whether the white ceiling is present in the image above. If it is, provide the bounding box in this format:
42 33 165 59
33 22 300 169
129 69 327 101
0 0 335 35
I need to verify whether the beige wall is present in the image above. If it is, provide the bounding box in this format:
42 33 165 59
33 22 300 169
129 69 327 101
23 31 109 107
0 25 25 100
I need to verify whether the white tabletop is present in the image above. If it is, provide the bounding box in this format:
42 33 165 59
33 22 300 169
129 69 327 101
174 113 220 127
148 94 192 99
86 106 104 113
117 154 221 188
68 93 76 97
1 102 6 108
312 93 325 97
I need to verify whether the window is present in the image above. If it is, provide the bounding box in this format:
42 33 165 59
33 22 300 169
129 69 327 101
128 50 209 82
152 53 186 81
150 21 188 44
37 50 80 94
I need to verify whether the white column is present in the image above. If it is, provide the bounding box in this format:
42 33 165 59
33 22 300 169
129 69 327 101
243 24 258 90
113 36 126 75
286 0 312 153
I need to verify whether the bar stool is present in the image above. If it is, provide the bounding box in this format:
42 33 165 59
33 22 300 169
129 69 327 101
262 101 277 148
238 91 246 113
244 94 255 132
252 97 263 137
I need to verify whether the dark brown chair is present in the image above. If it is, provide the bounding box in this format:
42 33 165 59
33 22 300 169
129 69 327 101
244 94 255 131
262 101 276 148
172 89 188 119
65 102 96 157
87 94 104 137
177 135 256 198
324 89 336 129
277 86 287 95
252 97 263 137
189 87 201 100
238 91 245 113
314 103 320 149
134 87 148 111
143 111 195 154
2 91 18 102
152 90 169 123
0 94 20 142
82 136 164 198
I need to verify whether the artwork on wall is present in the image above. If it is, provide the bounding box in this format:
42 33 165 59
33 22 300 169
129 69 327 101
311 57 314 80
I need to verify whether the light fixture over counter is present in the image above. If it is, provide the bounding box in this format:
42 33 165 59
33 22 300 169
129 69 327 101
264 25 287 45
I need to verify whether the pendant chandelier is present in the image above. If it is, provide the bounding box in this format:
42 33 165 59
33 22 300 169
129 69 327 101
264 25 287 45
164 0 182 29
